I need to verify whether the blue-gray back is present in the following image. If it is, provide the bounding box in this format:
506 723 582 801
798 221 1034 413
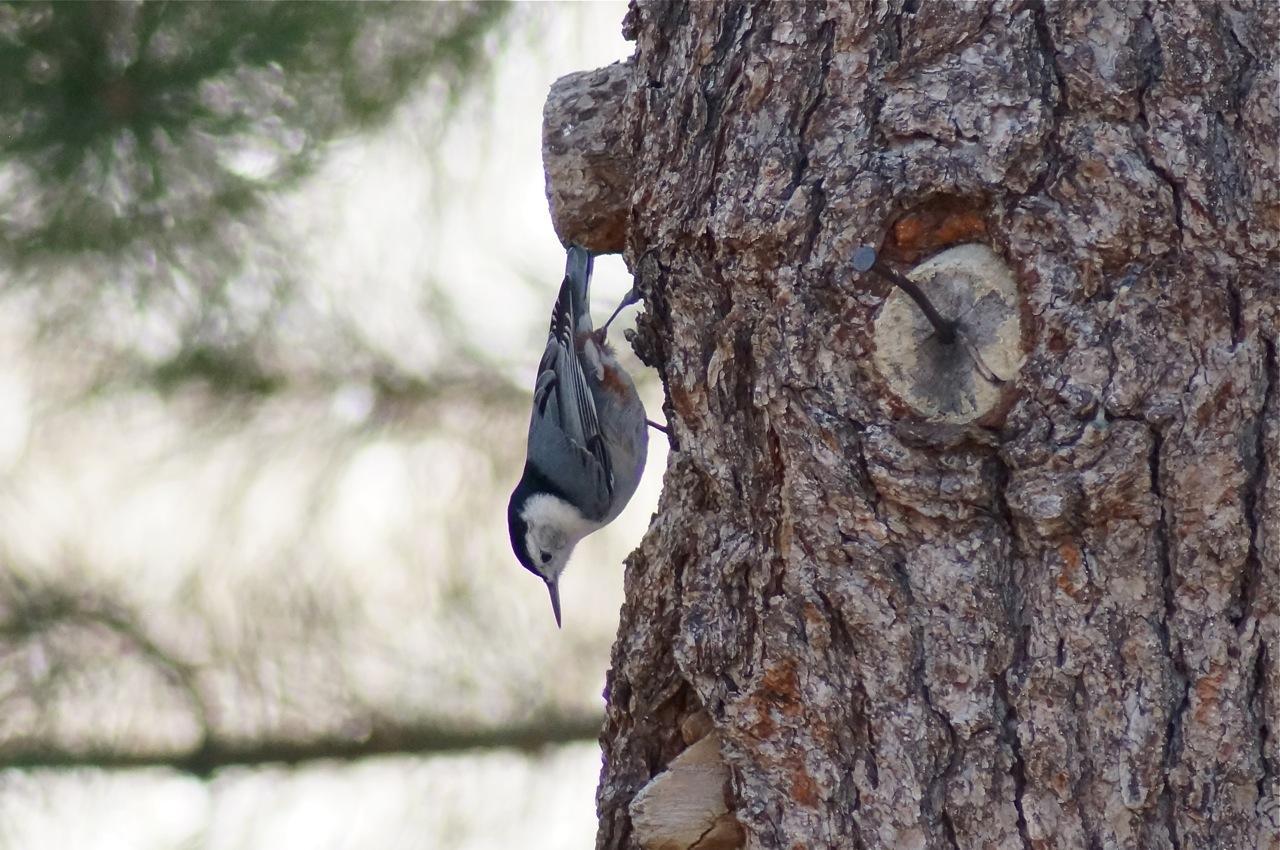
525 246 613 521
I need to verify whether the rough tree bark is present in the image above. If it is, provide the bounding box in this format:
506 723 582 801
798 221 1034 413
544 2 1278 848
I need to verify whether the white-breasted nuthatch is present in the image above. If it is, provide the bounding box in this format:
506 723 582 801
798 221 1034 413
507 245 648 627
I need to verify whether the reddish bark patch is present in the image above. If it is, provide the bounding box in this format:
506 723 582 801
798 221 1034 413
801 602 826 634
747 710 777 741
1059 542 1081 570
1195 380 1235 428
790 767 819 807
1193 662 1226 724
760 661 802 716
1051 770 1072 796
884 196 991 264
670 385 700 422
1055 542 1089 601
744 661 805 740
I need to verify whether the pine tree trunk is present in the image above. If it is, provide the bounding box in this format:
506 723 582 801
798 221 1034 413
546 2 1279 848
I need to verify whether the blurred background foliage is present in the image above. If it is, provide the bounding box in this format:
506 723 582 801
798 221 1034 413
1 0 513 394
1 1 501 256
0 2 651 847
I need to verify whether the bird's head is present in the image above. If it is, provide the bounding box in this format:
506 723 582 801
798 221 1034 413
508 480 590 628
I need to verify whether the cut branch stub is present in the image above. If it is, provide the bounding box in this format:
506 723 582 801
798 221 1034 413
542 61 633 253
628 732 745 850
871 243 1024 424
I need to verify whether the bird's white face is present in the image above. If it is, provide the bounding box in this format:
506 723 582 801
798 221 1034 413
520 493 598 578
517 493 600 627
522 516 574 583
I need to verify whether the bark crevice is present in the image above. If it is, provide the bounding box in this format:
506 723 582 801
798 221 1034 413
1002 689 1033 850
1237 335 1274 631
699 1 752 223
1246 335 1276 826
992 454 1033 850
1251 638 1273 830
1135 1 1186 239
916 630 960 850
792 16 835 263
1025 0 1068 198
1149 422 1188 850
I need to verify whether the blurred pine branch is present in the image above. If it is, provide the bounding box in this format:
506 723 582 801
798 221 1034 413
1 714 602 775
0 0 510 261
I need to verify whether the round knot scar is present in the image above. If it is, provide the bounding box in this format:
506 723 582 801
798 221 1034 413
871 243 1024 424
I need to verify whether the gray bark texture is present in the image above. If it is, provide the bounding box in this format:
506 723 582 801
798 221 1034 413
545 2 1280 848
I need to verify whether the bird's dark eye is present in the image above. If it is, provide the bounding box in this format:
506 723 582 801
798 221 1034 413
540 552 552 564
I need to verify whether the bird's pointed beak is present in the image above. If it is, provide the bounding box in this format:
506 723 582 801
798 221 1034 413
545 578 562 629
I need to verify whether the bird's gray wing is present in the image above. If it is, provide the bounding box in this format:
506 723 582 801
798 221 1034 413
526 260 614 520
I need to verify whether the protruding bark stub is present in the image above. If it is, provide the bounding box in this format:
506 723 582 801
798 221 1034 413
628 732 745 850
542 61 633 253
